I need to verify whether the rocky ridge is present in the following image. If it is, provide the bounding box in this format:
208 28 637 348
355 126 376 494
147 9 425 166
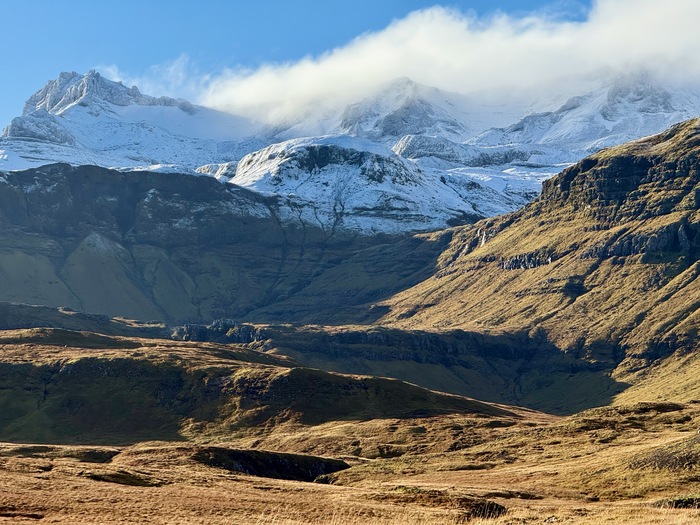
380 119 700 380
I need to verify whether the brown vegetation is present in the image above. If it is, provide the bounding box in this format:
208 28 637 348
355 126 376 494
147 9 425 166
0 330 699 523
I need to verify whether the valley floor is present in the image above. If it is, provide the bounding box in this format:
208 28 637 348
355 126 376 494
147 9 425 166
3 465 699 524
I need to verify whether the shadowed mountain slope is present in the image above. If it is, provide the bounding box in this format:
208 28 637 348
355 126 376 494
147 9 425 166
0 164 446 323
173 321 628 414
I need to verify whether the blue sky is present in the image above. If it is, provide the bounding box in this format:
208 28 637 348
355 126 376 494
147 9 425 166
4 1 700 128
1 1 592 126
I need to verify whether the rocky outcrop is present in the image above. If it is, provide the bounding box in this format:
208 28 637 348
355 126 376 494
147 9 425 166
499 248 556 270
540 119 700 221
394 134 531 166
580 220 698 260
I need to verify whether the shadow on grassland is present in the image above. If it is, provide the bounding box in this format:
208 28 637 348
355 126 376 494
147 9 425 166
177 322 630 415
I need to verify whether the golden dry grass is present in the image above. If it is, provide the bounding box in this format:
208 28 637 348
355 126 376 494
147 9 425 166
1 401 700 523
1 324 700 523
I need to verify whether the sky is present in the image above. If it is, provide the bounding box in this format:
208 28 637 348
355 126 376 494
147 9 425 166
3 0 700 127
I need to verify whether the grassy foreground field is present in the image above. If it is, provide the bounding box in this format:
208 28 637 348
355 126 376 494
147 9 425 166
1 419 700 524
0 328 700 523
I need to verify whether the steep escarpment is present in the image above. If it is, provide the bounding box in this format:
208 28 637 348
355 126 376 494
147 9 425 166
173 321 626 413
539 119 700 223
381 119 700 391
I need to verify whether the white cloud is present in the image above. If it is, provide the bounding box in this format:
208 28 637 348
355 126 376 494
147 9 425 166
110 1 700 124
97 55 209 103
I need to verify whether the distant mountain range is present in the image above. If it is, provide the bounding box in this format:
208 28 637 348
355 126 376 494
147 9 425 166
1 70 699 233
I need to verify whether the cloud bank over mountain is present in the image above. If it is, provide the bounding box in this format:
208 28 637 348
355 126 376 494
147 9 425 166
103 1 700 124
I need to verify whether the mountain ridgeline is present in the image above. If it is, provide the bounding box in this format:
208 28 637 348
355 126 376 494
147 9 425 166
382 119 700 377
3 71 700 235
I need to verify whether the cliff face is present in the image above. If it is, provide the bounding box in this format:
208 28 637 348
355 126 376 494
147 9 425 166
540 118 700 225
171 321 625 414
382 119 700 381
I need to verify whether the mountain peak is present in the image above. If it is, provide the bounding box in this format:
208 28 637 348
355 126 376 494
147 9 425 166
602 73 675 116
540 117 700 220
382 76 422 99
338 77 470 140
23 70 194 117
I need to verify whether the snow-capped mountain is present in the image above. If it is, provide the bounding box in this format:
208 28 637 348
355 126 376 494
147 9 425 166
336 77 473 142
1 71 263 172
1 71 699 235
227 135 518 234
472 74 700 152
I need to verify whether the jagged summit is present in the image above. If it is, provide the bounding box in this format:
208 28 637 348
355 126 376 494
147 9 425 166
602 73 676 116
1 70 259 171
23 70 194 117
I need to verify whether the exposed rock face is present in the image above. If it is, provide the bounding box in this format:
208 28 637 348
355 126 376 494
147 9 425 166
534 120 700 267
1 72 539 233
20 70 193 116
8 71 698 237
393 134 531 167
172 321 624 414
541 119 700 224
